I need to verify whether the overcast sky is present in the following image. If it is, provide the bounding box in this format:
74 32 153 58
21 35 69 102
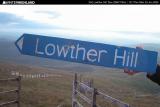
0 5 160 45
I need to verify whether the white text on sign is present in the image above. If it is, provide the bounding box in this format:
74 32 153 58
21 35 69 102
35 38 138 67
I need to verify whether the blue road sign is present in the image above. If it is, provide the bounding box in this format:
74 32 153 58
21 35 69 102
15 33 158 73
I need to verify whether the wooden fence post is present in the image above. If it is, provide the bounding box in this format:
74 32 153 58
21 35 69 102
79 74 82 83
17 76 21 107
91 88 97 107
72 73 77 107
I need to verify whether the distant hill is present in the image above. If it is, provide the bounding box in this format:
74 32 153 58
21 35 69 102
142 43 160 52
131 43 160 63
142 43 160 63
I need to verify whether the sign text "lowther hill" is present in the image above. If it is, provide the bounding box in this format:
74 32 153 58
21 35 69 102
15 33 158 73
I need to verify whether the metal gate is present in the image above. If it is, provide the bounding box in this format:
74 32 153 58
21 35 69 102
72 73 130 107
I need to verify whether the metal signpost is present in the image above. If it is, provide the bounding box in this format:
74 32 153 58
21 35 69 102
15 33 158 73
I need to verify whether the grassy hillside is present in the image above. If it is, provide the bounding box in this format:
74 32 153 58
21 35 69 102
0 61 160 107
0 62 73 107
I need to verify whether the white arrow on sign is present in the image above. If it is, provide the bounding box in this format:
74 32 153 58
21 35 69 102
15 36 24 53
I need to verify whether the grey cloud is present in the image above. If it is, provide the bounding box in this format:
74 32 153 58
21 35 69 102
0 12 58 29
0 12 22 24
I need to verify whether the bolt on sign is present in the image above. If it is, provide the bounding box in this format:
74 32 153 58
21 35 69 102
15 33 158 73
